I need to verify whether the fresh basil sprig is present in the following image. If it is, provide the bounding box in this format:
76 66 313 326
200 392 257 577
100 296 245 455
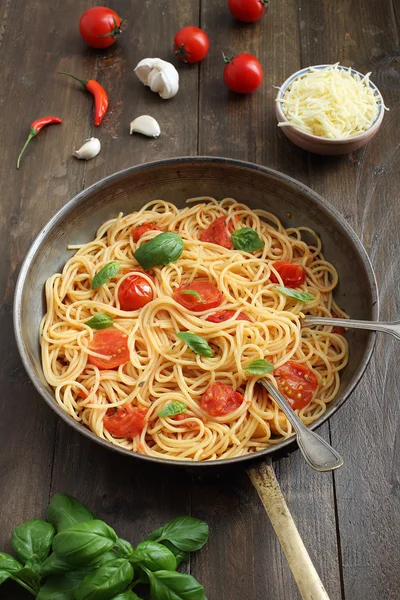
11 520 55 564
245 359 275 375
176 332 214 358
130 541 177 572
231 228 264 252
75 558 134 600
180 290 203 301
36 571 87 600
92 261 120 290
85 313 113 330
52 520 117 566
147 516 209 553
145 569 207 600
47 493 96 533
158 402 187 418
276 286 315 302
134 232 184 270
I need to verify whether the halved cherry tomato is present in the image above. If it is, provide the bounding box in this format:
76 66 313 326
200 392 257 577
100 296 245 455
76 389 88 399
200 216 234 249
274 361 318 410
201 382 245 416
88 329 130 370
270 261 306 288
206 309 250 323
223 53 263 94
174 26 210 64
79 7 123 49
118 274 153 311
104 405 147 438
131 223 162 243
331 312 346 336
228 0 269 23
174 280 223 312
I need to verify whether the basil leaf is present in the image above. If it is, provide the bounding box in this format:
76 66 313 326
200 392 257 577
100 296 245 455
130 541 176 573
145 533 188 567
75 558 134 600
180 290 203 301
0 552 23 585
47 494 95 533
111 592 143 600
146 570 206 600
116 538 134 559
86 314 114 330
14 555 41 594
134 232 184 270
52 520 117 566
11 519 55 563
92 261 120 290
158 402 187 418
231 228 264 252
41 549 118 578
149 516 209 553
176 332 214 358
276 286 315 302
37 571 87 600
245 359 275 375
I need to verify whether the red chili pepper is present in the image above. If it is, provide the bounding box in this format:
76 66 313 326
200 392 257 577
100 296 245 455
59 72 108 127
17 116 62 169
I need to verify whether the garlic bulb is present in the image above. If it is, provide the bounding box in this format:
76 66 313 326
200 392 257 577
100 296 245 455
130 115 161 137
73 138 101 160
134 58 179 100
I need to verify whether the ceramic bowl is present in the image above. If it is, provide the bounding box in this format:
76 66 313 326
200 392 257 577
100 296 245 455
275 65 385 155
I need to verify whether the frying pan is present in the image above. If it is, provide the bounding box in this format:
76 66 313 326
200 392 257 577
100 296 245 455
13 157 378 598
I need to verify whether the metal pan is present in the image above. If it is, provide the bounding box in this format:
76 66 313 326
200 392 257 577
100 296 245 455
13 157 378 470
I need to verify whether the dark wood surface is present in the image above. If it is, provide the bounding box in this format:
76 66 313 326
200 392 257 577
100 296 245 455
0 1 399 598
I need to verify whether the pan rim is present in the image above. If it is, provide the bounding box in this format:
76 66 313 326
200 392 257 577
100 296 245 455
13 156 379 468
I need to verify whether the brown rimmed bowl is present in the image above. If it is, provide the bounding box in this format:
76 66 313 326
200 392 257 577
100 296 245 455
13 157 378 469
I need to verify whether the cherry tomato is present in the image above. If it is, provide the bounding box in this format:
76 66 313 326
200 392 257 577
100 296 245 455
201 382 245 416
131 223 162 243
206 310 250 323
174 26 210 64
274 361 318 410
331 312 346 336
118 274 153 311
270 261 306 288
173 281 223 312
223 53 263 94
200 216 235 249
228 0 269 23
88 329 130 370
104 405 147 438
79 7 123 49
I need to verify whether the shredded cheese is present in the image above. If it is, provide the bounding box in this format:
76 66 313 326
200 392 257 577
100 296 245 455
277 64 384 139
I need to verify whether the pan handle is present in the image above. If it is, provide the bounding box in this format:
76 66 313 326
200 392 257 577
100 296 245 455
247 461 330 600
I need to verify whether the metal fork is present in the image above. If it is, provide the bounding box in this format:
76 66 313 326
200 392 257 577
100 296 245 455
303 316 400 340
259 378 344 472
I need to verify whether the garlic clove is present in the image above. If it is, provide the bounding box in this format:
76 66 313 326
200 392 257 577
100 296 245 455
134 58 179 100
130 115 161 138
73 137 101 160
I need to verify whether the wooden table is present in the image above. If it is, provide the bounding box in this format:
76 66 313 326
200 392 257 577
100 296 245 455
1 1 399 598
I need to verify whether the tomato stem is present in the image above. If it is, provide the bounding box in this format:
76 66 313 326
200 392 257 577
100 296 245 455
260 0 270 5
97 16 123 38
222 51 235 64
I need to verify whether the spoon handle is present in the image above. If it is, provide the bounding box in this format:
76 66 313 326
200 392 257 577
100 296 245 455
303 316 400 341
259 379 343 472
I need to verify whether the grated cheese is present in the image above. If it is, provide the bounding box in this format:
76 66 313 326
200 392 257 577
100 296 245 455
277 64 385 139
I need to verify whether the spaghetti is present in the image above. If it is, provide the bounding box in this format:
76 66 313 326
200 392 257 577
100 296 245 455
40 198 348 461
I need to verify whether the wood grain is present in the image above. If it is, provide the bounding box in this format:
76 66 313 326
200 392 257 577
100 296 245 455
0 0 399 599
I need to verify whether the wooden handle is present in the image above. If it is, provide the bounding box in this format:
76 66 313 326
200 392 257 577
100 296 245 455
247 461 330 600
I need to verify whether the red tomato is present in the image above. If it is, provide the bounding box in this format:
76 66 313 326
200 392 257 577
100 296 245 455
104 405 147 438
174 26 210 64
200 216 234 249
223 53 263 94
331 312 346 336
79 7 123 49
131 223 162 243
270 261 306 288
274 361 318 410
201 382 245 416
174 281 223 312
118 274 153 311
206 310 250 323
88 329 130 370
228 0 269 23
